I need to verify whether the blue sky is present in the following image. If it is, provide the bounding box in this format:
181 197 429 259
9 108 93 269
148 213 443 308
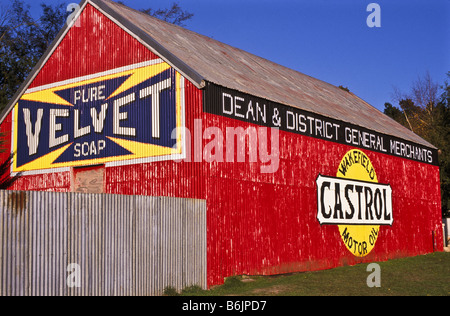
21 0 450 112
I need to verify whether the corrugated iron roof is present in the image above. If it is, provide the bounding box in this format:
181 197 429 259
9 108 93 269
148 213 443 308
0 0 436 150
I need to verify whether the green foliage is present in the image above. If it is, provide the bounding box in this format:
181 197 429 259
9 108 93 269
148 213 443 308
182 253 450 296
221 276 247 290
384 72 450 214
0 1 68 113
163 286 180 296
181 285 205 295
163 284 205 296
437 73 450 214
384 102 407 126
0 153 22 189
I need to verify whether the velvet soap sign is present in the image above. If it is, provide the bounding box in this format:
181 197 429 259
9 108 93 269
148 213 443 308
12 60 185 174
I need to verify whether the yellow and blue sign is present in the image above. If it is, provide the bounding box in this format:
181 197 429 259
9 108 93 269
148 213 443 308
12 60 185 173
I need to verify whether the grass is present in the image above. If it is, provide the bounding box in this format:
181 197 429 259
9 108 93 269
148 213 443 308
177 252 450 296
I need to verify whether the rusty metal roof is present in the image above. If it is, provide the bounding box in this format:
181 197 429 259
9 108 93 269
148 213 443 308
0 0 435 149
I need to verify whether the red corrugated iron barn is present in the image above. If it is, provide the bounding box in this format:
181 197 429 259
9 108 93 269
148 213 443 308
0 0 443 287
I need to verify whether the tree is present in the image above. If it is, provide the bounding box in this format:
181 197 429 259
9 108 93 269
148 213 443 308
38 3 67 51
0 1 68 112
0 153 22 189
338 85 350 92
384 72 450 215
436 73 450 216
390 72 442 136
384 102 407 127
116 1 194 26
139 3 193 27
0 0 194 112
1 0 37 112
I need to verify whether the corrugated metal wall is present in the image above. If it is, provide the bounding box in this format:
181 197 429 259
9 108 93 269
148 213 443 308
28 3 159 90
0 190 206 296
203 110 443 286
0 0 443 291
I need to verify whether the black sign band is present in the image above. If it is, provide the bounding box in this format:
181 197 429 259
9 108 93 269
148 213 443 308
203 82 438 166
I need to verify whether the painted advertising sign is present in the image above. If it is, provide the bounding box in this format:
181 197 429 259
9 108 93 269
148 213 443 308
12 59 185 174
204 83 439 166
316 149 393 257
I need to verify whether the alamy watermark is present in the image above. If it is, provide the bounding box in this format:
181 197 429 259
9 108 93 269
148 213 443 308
66 3 382 32
67 263 81 288
171 120 280 174
67 3 81 27
366 3 381 28
366 263 381 288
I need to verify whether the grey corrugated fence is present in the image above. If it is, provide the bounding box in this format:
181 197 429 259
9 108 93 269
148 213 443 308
0 190 207 296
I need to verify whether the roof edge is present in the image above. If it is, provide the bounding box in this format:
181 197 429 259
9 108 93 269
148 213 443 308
205 81 438 152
